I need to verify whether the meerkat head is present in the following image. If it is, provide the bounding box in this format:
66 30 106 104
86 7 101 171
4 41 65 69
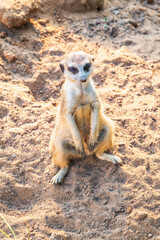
60 51 94 83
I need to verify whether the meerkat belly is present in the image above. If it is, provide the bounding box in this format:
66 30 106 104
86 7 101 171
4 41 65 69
74 103 91 138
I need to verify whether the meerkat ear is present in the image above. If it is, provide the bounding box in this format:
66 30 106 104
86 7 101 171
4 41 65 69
60 60 65 73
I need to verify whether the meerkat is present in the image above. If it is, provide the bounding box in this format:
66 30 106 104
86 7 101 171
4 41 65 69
49 51 122 184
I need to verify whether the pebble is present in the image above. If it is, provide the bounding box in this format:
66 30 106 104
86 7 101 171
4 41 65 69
12 154 16 158
148 233 153 238
96 20 101 25
19 36 28 42
3 50 17 63
126 206 132 214
89 33 94 38
129 20 138 28
140 28 148 34
137 211 147 220
146 162 150 171
151 5 159 10
89 22 94 27
113 10 120 16
119 143 125 146
38 19 49 25
124 40 134 46
0 32 7 38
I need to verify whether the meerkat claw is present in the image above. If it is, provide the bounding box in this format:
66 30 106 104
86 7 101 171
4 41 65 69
89 143 96 152
113 156 123 165
77 145 85 156
78 149 85 157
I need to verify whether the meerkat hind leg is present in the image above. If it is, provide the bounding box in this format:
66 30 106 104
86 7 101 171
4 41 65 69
96 153 123 165
51 167 69 184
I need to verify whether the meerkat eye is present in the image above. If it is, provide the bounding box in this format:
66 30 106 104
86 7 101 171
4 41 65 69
84 63 91 72
68 66 78 74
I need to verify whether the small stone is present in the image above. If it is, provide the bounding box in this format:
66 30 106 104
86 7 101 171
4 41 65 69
140 28 148 34
12 154 16 158
0 32 7 38
152 5 159 10
126 206 132 214
38 19 49 25
96 20 101 25
113 10 120 15
146 162 150 171
109 26 119 38
51 100 57 106
3 50 17 63
129 20 138 28
119 142 125 146
123 40 134 46
19 36 28 42
148 233 153 238
137 211 147 220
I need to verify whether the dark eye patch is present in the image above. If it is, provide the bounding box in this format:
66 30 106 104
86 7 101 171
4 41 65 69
84 63 91 72
68 66 79 74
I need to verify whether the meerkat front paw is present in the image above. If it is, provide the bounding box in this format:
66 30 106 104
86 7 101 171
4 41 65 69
89 129 106 152
77 145 85 156
89 135 98 152
75 140 85 156
89 140 97 152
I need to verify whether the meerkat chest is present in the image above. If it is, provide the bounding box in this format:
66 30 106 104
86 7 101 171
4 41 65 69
79 84 96 106
68 87 93 107
63 80 98 112
74 87 93 122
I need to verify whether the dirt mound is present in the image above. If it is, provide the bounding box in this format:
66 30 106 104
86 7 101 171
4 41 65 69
0 0 160 239
0 0 39 28
56 0 104 13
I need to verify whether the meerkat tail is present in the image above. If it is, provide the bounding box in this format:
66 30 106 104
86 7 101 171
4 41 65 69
51 167 69 184
96 153 123 165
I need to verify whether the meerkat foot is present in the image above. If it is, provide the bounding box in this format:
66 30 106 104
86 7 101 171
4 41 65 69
51 167 69 184
96 153 123 165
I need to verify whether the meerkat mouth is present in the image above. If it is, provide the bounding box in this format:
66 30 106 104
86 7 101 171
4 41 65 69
80 79 87 83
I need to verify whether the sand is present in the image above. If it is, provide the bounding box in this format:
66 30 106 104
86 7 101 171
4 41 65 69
0 0 160 239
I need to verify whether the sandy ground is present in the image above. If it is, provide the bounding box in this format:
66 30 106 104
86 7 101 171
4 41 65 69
0 0 160 239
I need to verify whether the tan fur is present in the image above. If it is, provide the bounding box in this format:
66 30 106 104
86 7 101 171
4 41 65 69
49 51 122 184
